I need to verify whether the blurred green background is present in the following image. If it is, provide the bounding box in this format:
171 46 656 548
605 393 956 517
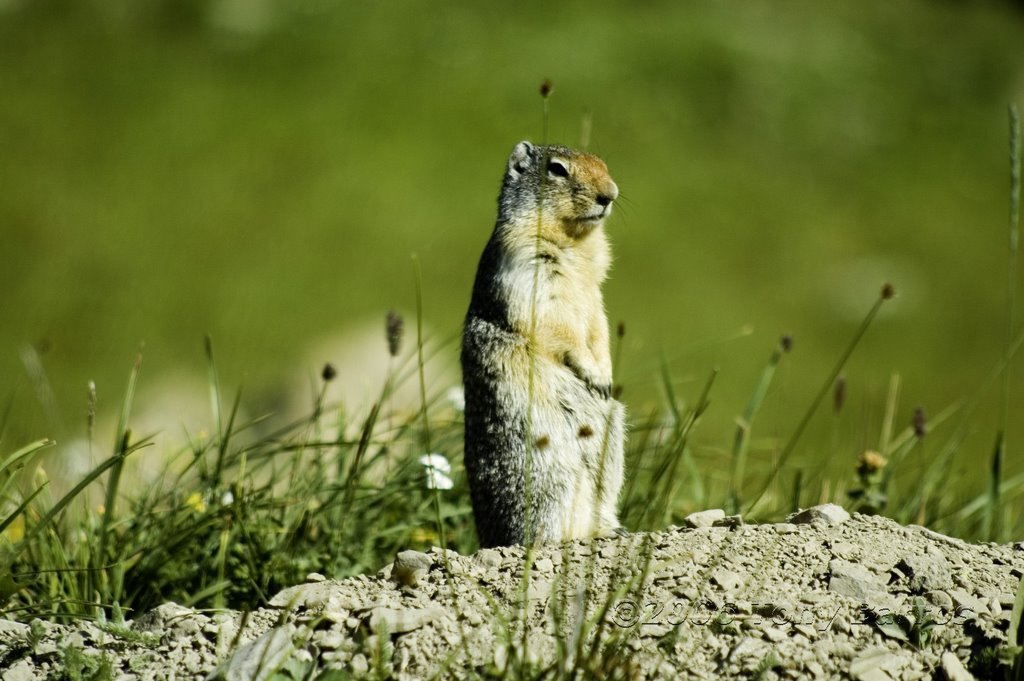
2 0 1024 502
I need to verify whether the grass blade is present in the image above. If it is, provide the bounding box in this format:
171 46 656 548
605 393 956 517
745 284 894 516
728 336 789 512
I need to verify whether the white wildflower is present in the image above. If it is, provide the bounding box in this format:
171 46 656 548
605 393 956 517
419 453 453 490
446 386 465 413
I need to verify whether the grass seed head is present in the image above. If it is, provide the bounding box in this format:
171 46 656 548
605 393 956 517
780 334 794 353
833 375 847 413
912 406 927 438
321 363 337 382
881 283 896 300
539 79 553 98
386 310 404 357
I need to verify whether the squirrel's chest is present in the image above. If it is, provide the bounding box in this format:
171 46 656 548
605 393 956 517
504 239 606 291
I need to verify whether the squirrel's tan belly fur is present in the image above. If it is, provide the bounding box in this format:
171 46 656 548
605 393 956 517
462 141 625 548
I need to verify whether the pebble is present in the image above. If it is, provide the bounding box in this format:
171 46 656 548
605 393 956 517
939 652 973 681
0 619 30 639
849 648 900 680
527 579 552 601
392 550 433 587
220 625 296 681
473 548 503 568
949 589 988 617
2 660 34 681
711 568 743 592
895 553 952 592
684 509 726 528
350 653 369 676
828 560 886 601
788 503 851 526
712 514 744 529
924 590 954 610
270 581 348 610
367 606 443 634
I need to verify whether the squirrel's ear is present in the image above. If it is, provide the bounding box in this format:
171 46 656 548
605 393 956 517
508 141 535 176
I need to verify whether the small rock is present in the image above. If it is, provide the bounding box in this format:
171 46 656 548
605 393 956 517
830 541 858 560
428 546 460 563
305 572 326 582
949 589 988 618
731 599 752 614
2 660 34 681
711 568 743 592
269 581 341 610
213 614 239 659
312 628 346 650
219 624 297 681
828 560 886 601
850 648 899 680
133 602 203 637
805 661 827 679
527 579 552 601
473 548 503 568
392 550 433 587
684 509 726 528
533 558 554 573
644 621 673 638
794 624 818 639
924 590 954 611
895 553 952 593
350 653 370 676
367 606 443 634
829 613 851 634
728 637 772 667
788 504 850 525
64 630 88 648
713 514 744 529
0 619 30 639
910 525 965 548
939 652 973 681
674 586 699 601
772 522 799 534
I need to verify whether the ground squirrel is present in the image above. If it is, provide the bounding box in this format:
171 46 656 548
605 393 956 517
462 140 626 548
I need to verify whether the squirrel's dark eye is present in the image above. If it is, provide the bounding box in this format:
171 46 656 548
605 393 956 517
547 160 569 178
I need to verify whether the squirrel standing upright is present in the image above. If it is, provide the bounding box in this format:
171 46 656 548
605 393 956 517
462 140 626 548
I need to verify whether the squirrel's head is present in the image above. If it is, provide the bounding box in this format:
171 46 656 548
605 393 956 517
498 140 619 239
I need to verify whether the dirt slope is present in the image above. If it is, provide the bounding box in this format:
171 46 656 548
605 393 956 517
2 508 1022 680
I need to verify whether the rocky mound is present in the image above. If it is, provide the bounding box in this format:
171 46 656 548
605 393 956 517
1 508 1022 680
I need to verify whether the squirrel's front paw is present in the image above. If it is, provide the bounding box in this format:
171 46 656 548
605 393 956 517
563 354 612 399
588 380 612 399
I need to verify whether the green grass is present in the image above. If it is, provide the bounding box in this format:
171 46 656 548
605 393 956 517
2 285 1023 625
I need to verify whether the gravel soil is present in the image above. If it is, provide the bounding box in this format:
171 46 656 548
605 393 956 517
2 508 1022 680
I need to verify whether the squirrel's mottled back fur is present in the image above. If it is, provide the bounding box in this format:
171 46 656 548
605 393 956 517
462 140 626 548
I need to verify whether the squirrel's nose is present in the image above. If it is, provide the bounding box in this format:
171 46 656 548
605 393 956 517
595 180 619 208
